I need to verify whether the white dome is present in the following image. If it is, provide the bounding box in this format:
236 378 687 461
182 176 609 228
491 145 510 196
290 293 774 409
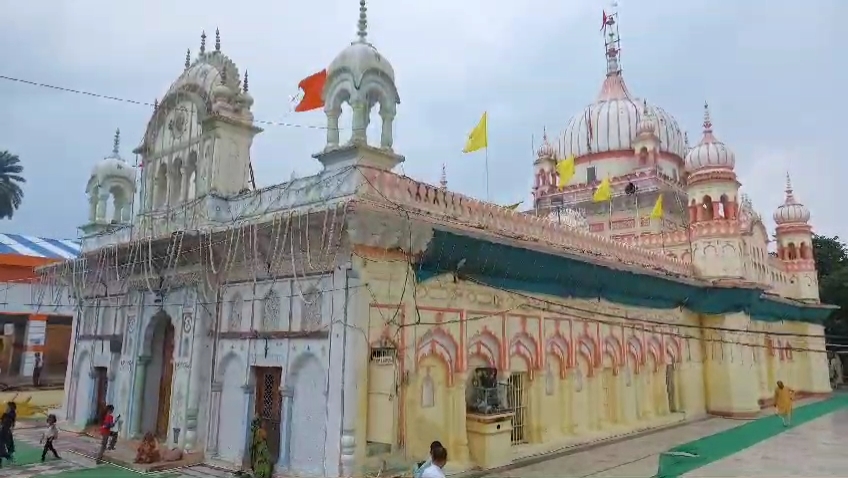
328 1 394 87
328 42 395 86
91 130 136 185
561 74 687 159
93 157 136 184
636 100 658 135
684 103 736 172
773 174 810 225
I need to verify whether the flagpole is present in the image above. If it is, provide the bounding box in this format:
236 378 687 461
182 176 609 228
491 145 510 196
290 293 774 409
485 146 490 201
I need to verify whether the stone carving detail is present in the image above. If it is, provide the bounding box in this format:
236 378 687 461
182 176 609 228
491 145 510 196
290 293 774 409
228 293 243 332
261 289 281 331
300 287 322 330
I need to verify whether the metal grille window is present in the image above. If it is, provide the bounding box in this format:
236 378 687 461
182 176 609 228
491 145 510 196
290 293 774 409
507 373 527 445
255 367 282 463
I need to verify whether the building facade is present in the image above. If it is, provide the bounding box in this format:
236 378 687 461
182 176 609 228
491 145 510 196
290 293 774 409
0 234 78 379
42 4 832 477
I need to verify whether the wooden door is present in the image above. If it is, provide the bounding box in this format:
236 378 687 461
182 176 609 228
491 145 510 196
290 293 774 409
254 367 282 463
155 322 175 440
94 367 108 421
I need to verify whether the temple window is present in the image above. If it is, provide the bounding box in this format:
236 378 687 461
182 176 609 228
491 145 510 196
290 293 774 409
701 195 714 221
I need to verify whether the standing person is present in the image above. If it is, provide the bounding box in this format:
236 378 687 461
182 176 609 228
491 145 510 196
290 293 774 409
32 353 43 388
1 402 17 461
39 414 60 461
413 441 443 478
95 405 116 464
774 380 795 426
420 446 447 478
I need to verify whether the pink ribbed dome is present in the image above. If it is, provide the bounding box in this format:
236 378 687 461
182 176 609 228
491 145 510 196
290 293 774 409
684 103 736 172
773 173 810 225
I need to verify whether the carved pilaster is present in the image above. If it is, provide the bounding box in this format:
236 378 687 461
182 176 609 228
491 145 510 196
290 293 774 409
207 381 223 456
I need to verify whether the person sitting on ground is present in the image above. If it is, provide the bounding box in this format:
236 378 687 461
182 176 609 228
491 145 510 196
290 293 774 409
420 446 448 478
413 440 443 478
134 432 161 464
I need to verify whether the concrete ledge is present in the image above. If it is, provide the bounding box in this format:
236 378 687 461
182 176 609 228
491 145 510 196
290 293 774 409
453 414 708 478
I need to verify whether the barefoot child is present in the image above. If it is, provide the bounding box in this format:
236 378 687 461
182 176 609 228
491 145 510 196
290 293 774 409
39 414 60 461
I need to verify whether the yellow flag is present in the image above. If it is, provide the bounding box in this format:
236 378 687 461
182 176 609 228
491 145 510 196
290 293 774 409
504 201 522 211
463 112 488 153
650 194 664 219
593 177 612 202
556 156 575 189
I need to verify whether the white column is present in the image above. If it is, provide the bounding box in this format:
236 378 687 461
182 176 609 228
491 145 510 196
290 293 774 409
207 381 223 456
239 384 255 469
278 385 294 469
340 271 367 477
183 312 206 452
130 355 150 437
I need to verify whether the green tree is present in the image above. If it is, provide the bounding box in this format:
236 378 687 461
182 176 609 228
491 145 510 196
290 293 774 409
0 151 25 219
813 235 848 346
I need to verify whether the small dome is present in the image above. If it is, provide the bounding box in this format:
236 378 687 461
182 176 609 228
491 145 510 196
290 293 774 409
91 129 136 185
636 100 658 135
327 1 394 86
684 103 736 172
537 129 557 159
773 173 810 225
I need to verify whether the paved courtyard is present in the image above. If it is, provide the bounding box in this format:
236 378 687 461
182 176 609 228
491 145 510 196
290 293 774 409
489 398 848 478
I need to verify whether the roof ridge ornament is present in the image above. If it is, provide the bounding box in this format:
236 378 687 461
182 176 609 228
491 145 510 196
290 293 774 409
356 0 368 43
784 172 796 204
112 128 121 156
702 102 713 133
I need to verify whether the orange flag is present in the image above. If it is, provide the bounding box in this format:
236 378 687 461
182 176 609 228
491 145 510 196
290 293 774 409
294 69 327 112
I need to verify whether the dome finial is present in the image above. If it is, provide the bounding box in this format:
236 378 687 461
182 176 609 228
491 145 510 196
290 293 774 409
785 172 796 203
200 31 207 55
215 28 221 52
243 70 249 92
185 48 191 70
542 126 548 142
703 102 713 133
112 128 120 156
357 0 368 43
440 163 447 191
602 5 622 76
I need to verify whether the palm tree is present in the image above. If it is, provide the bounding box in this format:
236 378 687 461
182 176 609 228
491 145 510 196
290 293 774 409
0 151 24 219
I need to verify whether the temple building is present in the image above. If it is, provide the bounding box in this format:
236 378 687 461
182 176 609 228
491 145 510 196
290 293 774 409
40 3 832 477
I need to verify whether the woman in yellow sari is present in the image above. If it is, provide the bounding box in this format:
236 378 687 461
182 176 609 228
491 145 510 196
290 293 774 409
774 380 794 426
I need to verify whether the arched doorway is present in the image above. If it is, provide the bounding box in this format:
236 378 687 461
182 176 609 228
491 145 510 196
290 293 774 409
141 312 176 441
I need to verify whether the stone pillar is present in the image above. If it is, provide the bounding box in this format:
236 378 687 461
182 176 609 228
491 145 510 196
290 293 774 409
379 110 395 150
278 386 294 468
239 384 255 468
96 192 109 220
207 381 223 456
350 99 367 145
130 355 151 437
180 166 190 202
451 372 470 463
340 277 368 477
183 315 206 452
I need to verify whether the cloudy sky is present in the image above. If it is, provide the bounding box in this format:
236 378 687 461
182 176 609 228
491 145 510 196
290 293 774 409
0 0 843 244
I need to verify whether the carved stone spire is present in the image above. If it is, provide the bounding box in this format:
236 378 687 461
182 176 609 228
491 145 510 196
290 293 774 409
357 0 368 43
243 70 249 92
112 128 121 156
215 28 221 52
200 31 206 55
185 48 191 69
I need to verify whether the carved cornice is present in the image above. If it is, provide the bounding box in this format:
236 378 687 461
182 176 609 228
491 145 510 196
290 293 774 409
346 209 434 255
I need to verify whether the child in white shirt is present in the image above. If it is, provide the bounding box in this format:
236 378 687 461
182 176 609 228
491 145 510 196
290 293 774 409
39 414 60 462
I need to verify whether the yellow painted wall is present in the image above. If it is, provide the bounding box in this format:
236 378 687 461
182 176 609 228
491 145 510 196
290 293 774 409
350 252 830 472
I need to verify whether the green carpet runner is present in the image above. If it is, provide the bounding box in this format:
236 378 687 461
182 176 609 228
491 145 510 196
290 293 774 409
655 395 848 478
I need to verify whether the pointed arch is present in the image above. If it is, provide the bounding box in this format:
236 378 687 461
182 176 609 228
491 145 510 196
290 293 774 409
510 331 539 370
546 333 571 377
467 329 501 369
666 338 681 364
416 328 458 384
604 335 623 365
578 339 595 377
